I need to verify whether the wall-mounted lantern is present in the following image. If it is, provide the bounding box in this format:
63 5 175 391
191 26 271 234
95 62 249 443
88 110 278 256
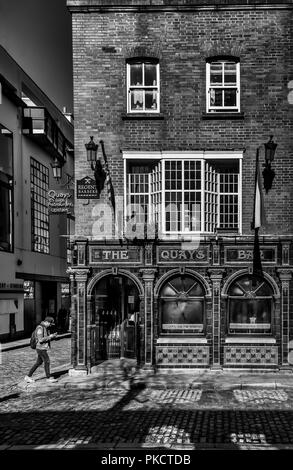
85 136 106 196
51 157 63 182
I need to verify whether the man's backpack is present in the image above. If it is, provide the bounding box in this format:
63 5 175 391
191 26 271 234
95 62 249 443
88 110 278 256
30 329 37 349
30 325 44 349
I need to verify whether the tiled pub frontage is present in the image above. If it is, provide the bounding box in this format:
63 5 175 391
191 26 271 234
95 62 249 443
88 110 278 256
68 237 292 374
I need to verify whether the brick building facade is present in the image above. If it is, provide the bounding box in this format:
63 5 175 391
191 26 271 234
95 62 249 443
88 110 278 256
67 0 293 374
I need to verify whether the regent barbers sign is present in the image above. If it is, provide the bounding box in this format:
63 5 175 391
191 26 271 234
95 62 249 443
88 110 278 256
76 176 98 199
47 189 74 215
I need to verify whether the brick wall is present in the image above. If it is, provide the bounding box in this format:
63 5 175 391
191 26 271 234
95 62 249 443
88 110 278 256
71 6 293 237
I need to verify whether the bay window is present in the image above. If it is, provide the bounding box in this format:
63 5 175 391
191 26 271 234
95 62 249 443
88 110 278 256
124 152 241 238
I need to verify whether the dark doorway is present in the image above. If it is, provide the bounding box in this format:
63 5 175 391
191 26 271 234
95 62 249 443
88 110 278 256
92 275 140 362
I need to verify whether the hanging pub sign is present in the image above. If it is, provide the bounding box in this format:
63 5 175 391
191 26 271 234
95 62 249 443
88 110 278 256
224 246 277 264
47 189 74 215
76 176 98 199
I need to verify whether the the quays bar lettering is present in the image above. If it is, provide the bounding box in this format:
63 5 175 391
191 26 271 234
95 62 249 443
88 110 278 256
158 247 208 263
90 247 142 264
225 247 276 263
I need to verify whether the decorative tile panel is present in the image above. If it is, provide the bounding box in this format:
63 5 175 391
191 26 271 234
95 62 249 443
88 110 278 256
224 346 278 365
156 346 209 366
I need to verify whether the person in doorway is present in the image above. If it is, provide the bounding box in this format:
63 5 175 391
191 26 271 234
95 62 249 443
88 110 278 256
24 316 58 383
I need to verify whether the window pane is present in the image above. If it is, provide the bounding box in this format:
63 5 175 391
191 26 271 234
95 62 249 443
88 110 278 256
145 90 158 110
224 63 237 84
210 63 223 84
0 184 11 251
224 89 237 107
130 63 143 85
130 89 144 110
230 299 271 324
210 88 222 107
162 300 203 325
145 63 157 86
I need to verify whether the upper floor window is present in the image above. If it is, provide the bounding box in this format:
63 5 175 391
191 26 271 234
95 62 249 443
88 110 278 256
206 58 240 113
124 152 242 238
30 158 50 253
127 59 160 113
0 124 13 252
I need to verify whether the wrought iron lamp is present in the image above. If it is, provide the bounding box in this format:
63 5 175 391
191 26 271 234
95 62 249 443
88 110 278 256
51 157 63 182
85 136 106 196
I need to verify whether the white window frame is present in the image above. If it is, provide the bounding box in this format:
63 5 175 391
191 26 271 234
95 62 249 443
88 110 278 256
127 60 160 113
123 151 242 237
206 60 240 113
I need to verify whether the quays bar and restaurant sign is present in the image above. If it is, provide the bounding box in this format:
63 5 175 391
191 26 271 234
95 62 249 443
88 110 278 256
224 246 277 264
47 189 74 215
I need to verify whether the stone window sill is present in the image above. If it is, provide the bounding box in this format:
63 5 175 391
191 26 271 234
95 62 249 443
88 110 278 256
157 337 208 344
225 337 276 344
122 113 164 120
202 112 245 120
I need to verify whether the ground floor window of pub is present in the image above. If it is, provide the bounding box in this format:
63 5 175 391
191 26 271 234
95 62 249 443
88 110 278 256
228 275 273 335
159 275 205 334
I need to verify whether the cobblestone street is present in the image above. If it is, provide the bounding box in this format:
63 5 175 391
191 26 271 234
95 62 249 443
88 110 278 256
0 338 71 389
0 340 293 451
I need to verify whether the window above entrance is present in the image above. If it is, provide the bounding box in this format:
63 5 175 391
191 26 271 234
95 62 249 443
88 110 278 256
123 151 242 239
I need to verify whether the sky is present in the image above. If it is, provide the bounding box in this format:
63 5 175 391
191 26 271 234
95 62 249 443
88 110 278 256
0 0 73 113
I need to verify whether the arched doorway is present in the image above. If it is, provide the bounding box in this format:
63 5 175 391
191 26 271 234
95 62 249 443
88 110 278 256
92 274 141 361
159 274 206 335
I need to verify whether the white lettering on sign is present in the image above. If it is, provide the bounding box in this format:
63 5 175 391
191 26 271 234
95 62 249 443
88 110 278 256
238 250 263 260
159 249 206 261
101 250 129 260
47 189 73 214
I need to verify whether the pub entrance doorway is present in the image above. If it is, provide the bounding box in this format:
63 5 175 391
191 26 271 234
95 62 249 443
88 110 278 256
92 275 140 363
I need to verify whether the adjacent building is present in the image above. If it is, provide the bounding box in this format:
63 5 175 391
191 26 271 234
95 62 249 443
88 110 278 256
67 0 293 374
0 46 74 342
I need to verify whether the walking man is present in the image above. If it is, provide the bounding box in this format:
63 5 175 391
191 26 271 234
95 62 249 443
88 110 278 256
25 316 58 383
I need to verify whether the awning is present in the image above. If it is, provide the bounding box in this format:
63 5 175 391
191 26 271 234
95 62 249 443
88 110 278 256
0 299 19 315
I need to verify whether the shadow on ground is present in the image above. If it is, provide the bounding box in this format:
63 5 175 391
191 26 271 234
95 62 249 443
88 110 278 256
1 381 293 450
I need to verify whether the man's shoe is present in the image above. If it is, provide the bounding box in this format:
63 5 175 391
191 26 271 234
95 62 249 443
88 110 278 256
24 375 35 383
47 377 58 383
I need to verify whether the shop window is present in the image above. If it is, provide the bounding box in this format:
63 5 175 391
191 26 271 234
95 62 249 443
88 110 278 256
127 59 160 113
124 154 241 237
24 280 35 299
0 124 13 252
159 275 205 334
206 58 240 113
227 275 273 335
30 158 49 253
